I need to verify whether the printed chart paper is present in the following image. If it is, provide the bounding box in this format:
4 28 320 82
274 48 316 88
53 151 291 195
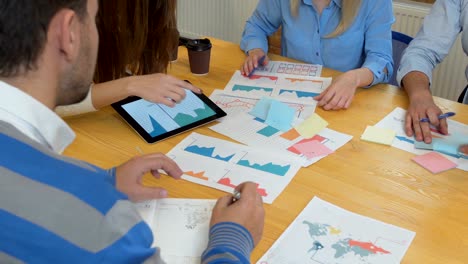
166 132 303 204
257 197 416 264
374 107 468 171
224 70 331 103
135 199 216 264
252 60 323 77
209 89 317 120
210 113 352 167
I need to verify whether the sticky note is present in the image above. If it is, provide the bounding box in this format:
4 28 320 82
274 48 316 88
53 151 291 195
432 133 467 158
293 140 334 159
360 126 396 146
414 140 433 150
249 97 274 120
294 113 328 139
257 126 279 137
265 100 295 132
412 152 458 174
280 128 301 141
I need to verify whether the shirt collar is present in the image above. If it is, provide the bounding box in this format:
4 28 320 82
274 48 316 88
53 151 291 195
302 0 342 8
0 80 75 153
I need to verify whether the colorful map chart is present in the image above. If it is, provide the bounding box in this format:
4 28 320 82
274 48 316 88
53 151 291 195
257 197 415 264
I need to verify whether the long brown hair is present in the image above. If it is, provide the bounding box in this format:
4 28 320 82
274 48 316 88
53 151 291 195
94 0 178 83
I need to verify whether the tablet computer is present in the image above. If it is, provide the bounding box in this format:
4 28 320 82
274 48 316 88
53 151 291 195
112 90 226 143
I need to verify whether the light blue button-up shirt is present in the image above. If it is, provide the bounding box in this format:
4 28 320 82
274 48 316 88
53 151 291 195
240 0 394 86
397 0 468 104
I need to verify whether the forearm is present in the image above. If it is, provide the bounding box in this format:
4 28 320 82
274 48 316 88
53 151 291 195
347 68 374 88
91 77 132 109
202 222 254 264
401 71 433 101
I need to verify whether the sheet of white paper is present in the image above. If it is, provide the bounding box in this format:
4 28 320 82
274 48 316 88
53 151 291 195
374 107 468 171
166 132 302 204
134 198 216 264
223 70 331 104
257 197 416 264
209 89 317 121
209 113 352 167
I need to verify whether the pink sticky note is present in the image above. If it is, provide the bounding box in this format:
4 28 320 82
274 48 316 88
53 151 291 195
292 140 334 159
412 152 458 174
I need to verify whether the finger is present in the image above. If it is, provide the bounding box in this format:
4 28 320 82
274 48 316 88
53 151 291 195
166 91 184 103
181 82 202 94
214 195 231 210
141 154 183 179
332 96 346 110
438 117 448 135
459 144 468 155
263 56 270 66
242 61 251 76
344 96 353 109
405 113 414 137
412 116 424 142
131 187 169 201
420 121 433 144
247 58 256 75
319 90 336 108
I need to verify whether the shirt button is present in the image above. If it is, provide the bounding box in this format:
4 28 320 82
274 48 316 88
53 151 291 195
316 52 319 56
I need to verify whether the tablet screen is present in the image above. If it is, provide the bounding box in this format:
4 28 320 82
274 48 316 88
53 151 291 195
112 90 226 143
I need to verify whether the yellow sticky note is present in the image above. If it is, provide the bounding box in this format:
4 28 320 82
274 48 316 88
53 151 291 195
294 113 328 139
360 125 396 146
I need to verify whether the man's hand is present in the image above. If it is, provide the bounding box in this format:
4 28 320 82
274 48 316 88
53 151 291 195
405 94 447 143
115 153 182 202
209 182 265 246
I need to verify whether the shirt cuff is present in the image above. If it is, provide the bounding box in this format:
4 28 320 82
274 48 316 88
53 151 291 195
241 38 269 56
202 222 254 263
396 56 434 87
362 56 392 87
106 167 117 186
55 84 97 117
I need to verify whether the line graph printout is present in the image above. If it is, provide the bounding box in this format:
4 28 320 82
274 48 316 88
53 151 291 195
224 71 331 103
210 113 352 167
167 132 302 203
209 89 317 120
374 107 467 171
253 61 323 77
135 198 216 264
257 197 415 264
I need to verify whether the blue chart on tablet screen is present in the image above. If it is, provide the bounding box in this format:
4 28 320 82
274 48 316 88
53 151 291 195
122 91 216 137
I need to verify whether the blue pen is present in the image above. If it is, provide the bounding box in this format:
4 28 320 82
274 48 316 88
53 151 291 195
420 112 456 122
247 55 266 77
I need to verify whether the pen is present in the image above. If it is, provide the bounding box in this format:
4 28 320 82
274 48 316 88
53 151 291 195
247 55 266 77
232 190 241 203
420 112 456 122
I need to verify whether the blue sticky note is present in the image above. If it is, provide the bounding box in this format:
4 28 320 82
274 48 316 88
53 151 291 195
257 126 279 137
433 139 459 158
249 97 274 120
433 133 467 158
414 140 433 150
265 100 295 132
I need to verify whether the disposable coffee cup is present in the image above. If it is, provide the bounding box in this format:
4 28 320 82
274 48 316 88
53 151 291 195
186 38 212 75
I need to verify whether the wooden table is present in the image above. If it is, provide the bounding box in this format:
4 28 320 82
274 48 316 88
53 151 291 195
63 38 468 264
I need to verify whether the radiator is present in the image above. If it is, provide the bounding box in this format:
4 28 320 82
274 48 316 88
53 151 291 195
177 0 468 101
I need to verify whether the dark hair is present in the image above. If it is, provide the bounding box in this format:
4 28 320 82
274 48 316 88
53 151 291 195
94 0 178 83
0 0 88 77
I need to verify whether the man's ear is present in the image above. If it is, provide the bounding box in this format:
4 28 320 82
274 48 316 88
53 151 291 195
51 10 81 63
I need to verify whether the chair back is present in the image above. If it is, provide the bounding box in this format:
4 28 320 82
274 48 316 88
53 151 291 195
390 31 413 86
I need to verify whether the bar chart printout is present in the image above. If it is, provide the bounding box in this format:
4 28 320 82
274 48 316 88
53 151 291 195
257 197 415 264
167 132 302 204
